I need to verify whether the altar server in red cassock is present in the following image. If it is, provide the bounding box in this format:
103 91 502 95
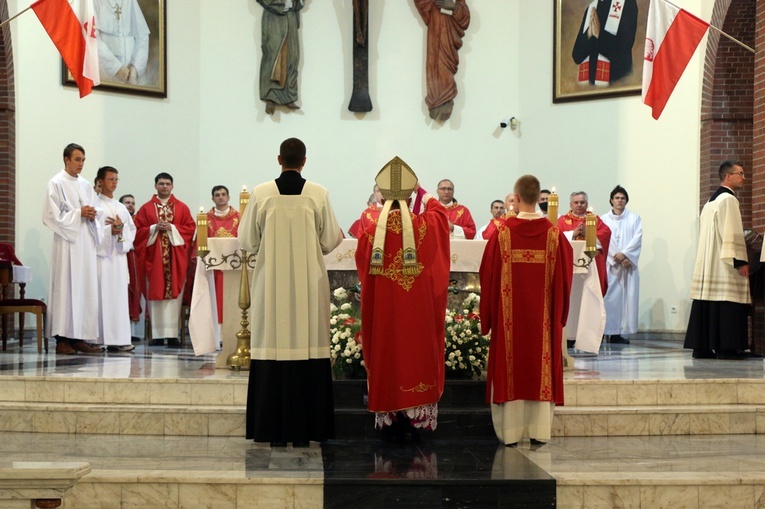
355 157 451 438
207 185 240 324
134 173 196 347
557 191 610 295
480 174 573 446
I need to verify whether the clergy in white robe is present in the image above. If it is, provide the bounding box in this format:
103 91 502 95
42 144 105 355
238 138 343 446
602 186 642 342
684 161 750 359
95 166 137 349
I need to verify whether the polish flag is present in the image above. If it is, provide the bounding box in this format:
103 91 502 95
642 0 709 119
31 0 100 97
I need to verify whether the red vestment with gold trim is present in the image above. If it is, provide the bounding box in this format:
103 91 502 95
480 217 572 406
348 204 381 239
557 212 611 295
481 218 505 240
443 202 476 239
355 199 451 414
207 207 240 323
134 195 196 301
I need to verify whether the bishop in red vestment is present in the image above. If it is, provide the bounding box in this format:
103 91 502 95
557 191 611 295
207 185 240 323
480 175 573 446
134 174 196 344
356 158 451 437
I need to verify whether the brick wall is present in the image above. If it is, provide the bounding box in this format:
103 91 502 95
0 0 14 247
700 0 755 225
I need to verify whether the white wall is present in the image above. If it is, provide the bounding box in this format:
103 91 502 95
12 0 713 333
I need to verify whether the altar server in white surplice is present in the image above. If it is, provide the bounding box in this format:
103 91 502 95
95 166 137 352
43 143 106 355
601 185 642 344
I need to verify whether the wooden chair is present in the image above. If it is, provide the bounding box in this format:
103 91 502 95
0 299 48 353
0 243 48 353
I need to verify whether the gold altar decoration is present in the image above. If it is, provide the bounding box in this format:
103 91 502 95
227 248 253 371
196 207 208 258
573 209 597 269
547 188 558 221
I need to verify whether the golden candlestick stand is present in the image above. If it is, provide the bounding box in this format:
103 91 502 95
227 248 252 371
573 211 598 269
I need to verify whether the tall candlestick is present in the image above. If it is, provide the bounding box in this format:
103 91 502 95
547 188 558 221
197 207 208 254
240 186 249 216
585 208 596 253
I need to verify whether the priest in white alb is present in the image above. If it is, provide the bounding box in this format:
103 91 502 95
684 161 750 360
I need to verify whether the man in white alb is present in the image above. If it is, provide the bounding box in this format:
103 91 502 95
95 166 136 352
601 185 642 344
42 143 105 355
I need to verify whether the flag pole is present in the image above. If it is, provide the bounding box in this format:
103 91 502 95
662 0 754 54
0 6 33 29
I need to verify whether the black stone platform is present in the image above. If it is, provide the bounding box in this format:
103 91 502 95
333 379 495 440
328 380 555 508
322 439 556 509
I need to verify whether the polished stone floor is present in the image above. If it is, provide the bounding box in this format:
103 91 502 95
1 337 764 381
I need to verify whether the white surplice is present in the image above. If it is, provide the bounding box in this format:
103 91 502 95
238 180 342 360
42 170 104 340
96 195 136 345
602 208 643 335
690 192 750 304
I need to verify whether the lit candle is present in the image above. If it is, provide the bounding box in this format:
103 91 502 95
585 207 596 252
240 185 249 216
197 207 208 253
547 187 558 221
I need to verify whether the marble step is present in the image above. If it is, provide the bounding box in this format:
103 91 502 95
1 401 764 438
4 376 765 408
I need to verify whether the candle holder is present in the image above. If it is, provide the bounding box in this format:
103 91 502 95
573 249 596 269
227 248 252 371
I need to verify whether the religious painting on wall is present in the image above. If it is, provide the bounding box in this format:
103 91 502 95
62 0 167 98
553 0 649 103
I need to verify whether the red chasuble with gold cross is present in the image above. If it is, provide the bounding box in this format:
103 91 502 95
479 217 572 406
355 199 451 413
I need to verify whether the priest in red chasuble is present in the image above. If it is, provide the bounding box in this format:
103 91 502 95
207 185 240 324
348 185 383 239
134 173 196 346
480 174 573 446
436 178 476 239
557 191 611 295
355 157 451 438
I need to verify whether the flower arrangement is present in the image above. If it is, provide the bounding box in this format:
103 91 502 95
444 293 490 378
328 287 490 380
329 285 366 379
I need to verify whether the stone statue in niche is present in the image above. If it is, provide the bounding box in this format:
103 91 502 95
348 0 372 112
258 0 304 115
413 0 470 122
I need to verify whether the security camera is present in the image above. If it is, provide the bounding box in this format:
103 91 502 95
500 117 511 128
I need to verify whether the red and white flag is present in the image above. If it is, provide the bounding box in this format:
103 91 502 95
642 0 709 119
31 0 99 97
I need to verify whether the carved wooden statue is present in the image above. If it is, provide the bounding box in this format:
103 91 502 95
414 0 470 122
258 0 304 115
